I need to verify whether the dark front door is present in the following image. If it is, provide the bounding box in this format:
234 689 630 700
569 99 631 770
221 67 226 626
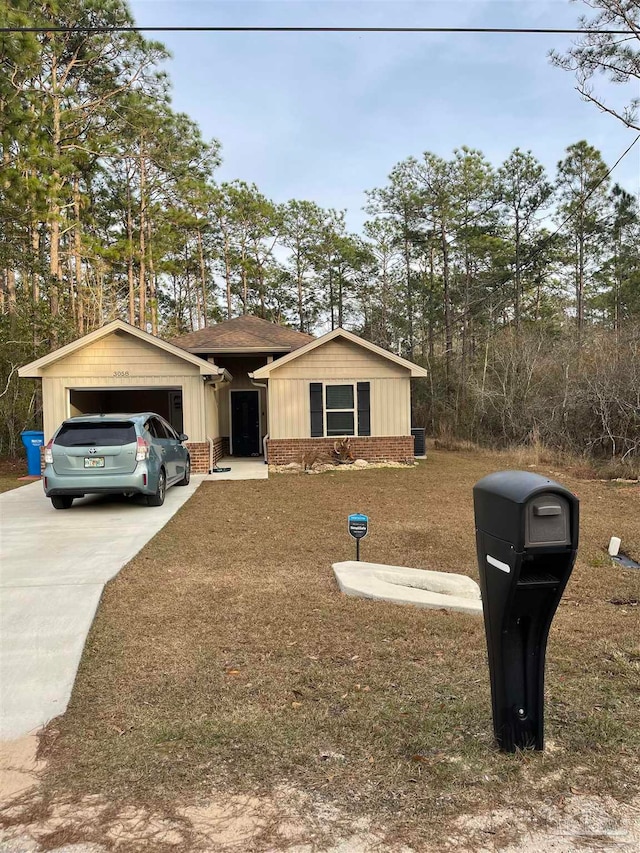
231 391 260 456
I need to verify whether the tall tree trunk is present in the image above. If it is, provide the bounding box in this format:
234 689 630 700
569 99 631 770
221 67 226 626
126 174 135 325
428 244 435 359
461 243 471 394
138 137 146 330
31 226 41 351
223 232 232 319
68 254 76 326
1 138 16 332
241 251 248 314
147 216 157 335
403 206 413 354
297 254 304 332
185 244 195 331
577 211 584 337
329 265 335 330
197 228 208 327
5 269 17 333
381 256 388 346
258 267 265 318
73 178 84 335
514 208 521 329
48 52 62 346
440 221 452 385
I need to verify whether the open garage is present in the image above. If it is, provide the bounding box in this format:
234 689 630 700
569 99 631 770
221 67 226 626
69 388 184 433
18 320 230 472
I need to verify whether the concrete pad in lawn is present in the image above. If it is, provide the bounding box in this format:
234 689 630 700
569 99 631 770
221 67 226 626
332 561 483 615
0 477 203 740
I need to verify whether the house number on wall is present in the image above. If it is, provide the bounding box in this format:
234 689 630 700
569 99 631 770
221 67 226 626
113 370 130 377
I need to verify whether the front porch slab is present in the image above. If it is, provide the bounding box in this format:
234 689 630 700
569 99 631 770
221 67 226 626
204 457 268 481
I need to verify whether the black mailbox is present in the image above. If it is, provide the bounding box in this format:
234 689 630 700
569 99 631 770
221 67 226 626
473 471 579 752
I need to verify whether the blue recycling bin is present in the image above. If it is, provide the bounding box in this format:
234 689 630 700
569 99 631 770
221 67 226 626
20 430 45 476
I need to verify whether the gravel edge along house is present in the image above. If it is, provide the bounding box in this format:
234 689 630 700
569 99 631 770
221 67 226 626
18 315 428 472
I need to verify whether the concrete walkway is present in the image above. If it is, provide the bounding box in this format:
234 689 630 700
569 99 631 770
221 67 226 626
0 478 203 741
204 456 268 481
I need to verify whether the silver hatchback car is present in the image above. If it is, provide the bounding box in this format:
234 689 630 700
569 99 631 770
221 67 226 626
43 413 190 510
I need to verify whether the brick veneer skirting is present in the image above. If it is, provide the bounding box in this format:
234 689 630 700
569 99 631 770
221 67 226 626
186 438 225 473
266 436 415 466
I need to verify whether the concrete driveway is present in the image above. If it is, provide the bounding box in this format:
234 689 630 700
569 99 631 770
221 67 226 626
0 478 203 741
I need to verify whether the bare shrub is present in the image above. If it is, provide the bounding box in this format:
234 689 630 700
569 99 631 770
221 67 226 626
421 325 640 473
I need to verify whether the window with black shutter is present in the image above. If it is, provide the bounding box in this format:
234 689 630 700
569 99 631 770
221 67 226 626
357 382 371 436
310 383 324 437
310 382 370 437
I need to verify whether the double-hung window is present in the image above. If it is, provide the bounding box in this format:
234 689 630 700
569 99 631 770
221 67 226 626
325 384 355 436
310 382 371 438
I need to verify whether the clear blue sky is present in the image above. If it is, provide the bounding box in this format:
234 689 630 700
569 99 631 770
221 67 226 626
130 0 640 232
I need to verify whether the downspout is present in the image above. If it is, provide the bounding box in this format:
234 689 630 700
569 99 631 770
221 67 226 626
249 373 269 463
205 370 230 473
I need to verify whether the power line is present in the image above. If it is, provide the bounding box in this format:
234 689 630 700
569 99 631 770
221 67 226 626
540 134 640 247
0 26 631 35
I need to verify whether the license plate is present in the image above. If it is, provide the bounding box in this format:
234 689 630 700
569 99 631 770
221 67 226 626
84 457 105 468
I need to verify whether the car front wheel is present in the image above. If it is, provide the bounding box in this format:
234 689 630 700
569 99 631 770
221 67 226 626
51 496 74 510
147 468 166 507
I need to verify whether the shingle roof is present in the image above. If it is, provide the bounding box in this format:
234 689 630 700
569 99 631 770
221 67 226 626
171 315 314 353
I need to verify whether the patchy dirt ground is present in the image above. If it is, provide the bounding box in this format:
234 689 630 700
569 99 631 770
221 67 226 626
0 458 34 493
1 448 638 852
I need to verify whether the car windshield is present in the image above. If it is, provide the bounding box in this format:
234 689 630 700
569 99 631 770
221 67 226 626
54 422 137 447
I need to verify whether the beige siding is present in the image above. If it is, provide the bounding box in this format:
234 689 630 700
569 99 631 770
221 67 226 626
204 384 220 438
41 374 206 442
38 330 210 441
43 330 202 377
272 338 407 379
268 377 411 439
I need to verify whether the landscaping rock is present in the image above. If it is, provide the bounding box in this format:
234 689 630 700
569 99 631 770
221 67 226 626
353 459 368 468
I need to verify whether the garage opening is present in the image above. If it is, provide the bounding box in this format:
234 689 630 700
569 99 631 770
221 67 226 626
69 388 184 433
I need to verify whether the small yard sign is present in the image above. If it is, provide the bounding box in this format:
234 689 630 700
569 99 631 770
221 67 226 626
348 513 369 561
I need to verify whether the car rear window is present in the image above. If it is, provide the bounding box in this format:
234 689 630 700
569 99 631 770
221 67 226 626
54 422 137 447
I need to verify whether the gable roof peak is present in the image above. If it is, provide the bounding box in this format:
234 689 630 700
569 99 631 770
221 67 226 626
251 326 429 378
18 318 224 378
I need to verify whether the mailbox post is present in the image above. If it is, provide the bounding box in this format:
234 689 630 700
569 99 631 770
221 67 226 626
473 471 579 752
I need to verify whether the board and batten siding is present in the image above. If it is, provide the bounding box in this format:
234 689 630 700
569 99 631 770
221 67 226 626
268 377 410 439
266 338 411 440
39 330 208 441
42 330 198 377
272 338 406 379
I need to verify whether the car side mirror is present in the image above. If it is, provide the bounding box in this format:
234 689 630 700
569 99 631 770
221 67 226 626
178 433 188 442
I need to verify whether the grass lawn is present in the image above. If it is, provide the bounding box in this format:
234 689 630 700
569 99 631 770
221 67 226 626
0 457 34 493
26 449 640 849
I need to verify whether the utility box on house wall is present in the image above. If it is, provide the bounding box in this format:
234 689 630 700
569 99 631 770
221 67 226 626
473 471 579 752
